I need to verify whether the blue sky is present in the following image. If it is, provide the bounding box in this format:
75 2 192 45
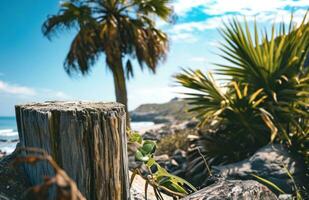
0 0 308 116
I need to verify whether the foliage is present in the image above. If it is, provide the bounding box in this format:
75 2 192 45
156 129 194 156
175 14 309 189
177 70 273 165
216 15 309 144
282 164 304 200
14 147 86 200
251 174 286 195
42 0 173 125
42 0 171 75
128 130 196 199
252 163 305 200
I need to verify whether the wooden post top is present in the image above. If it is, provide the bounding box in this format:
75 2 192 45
15 101 125 113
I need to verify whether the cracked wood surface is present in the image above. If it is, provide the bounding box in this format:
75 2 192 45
15 101 130 200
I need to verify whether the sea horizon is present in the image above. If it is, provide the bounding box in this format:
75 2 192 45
0 116 156 154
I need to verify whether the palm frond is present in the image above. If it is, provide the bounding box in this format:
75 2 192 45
175 69 227 126
64 28 101 75
43 0 172 78
42 2 94 39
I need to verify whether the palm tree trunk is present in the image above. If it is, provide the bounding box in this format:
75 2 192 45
111 58 131 129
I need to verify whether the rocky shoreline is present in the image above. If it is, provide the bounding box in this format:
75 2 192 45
0 121 307 199
129 105 309 199
130 98 194 124
0 99 307 199
129 121 309 199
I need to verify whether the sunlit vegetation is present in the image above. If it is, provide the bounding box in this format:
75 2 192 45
128 130 197 199
176 14 309 190
42 0 173 126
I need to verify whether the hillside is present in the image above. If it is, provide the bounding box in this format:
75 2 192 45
130 98 194 123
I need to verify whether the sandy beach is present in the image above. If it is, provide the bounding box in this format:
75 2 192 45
131 122 165 135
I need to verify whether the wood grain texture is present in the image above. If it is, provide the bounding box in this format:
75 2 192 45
15 101 130 200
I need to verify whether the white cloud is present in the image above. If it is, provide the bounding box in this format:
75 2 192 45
172 0 309 16
168 4 308 43
202 0 309 16
0 81 36 96
207 41 220 48
0 82 72 115
39 89 72 100
0 80 71 100
168 20 220 43
190 57 208 63
172 0 208 16
173 8 307 33
170 32 198 43
55 91 70 99
173 21 217 32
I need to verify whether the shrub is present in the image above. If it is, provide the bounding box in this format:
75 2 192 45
175 14 309 189
156 129 195 156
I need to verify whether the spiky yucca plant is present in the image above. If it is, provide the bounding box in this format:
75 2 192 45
177 70 275 185
217 16 309 144
175 14 309 187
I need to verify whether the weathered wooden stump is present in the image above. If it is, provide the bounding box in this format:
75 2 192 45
15 101 130 200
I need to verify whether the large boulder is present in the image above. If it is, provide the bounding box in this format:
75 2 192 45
209 144 308 195
181 180 278 200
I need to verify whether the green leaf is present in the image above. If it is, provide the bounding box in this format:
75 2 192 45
142 141 156 155
251 174 285 194
135 149 150 162
129 132 143 144
154 164 197 194
146 157 156 168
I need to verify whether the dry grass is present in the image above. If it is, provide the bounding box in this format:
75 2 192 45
156 129 196 156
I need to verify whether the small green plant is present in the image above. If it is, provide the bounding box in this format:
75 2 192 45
128 130 197 199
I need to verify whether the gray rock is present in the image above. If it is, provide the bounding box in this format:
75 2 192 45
185 120 199 128
173 149 186 163
181 180 278 200
278 194 293 200
210 144 307 195
155 154 170 162
142 131 160 141
0 151 30 200
130 188 145 200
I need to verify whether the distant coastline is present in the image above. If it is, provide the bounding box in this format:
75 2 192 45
0 115 162 155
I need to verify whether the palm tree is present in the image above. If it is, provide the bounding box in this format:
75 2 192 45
42 0 172 126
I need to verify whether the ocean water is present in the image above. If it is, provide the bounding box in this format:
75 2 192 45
0 117 154 154
0 117 19 154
